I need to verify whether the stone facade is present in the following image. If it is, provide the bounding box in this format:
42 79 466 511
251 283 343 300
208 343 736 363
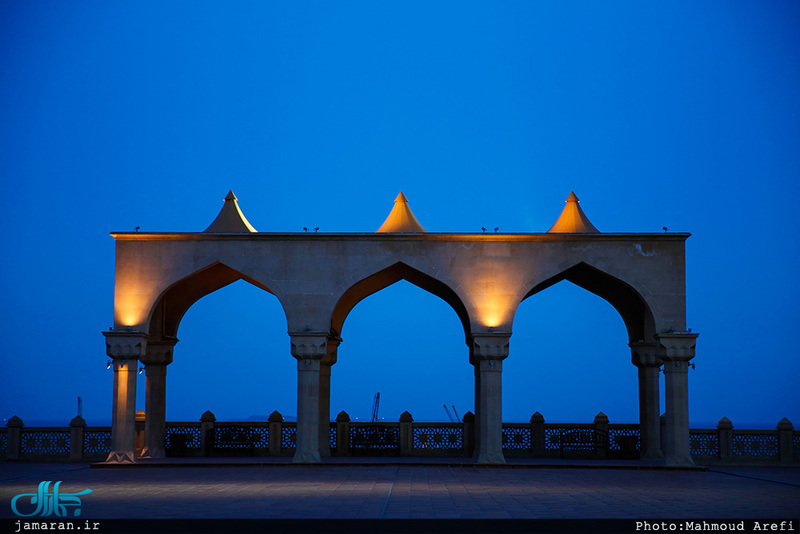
104 231 695 465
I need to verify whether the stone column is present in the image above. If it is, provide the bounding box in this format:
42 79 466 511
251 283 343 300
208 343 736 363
291 333 328 463
658 332 699 467
472 333 510 464
103 331 147 463
472 356 482 460
139 339 176 459
318 336 339 458
630 343 663 459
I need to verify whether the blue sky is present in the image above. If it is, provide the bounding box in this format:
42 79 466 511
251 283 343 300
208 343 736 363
1 2 798 428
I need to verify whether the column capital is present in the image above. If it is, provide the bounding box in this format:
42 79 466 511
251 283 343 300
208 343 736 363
656 332 699 362
103 331 148 360
290 333 328 360
629 342 661 367
140 338 178 366
472 332 510 361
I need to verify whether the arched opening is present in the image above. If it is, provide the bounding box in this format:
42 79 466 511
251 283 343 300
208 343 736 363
141 263 292 422
330 263 473 422
505 263 655 424
506 282 634 423
157 281 292 422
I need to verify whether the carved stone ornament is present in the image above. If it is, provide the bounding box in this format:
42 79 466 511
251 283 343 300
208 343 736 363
472 333 510 361
290 334 328 359
629 342 661 367
656 332 699 361
103 331 148 359
140 339 177 365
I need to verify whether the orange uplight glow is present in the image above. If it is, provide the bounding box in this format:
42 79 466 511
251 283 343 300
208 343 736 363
476 294 513 328
114 294 150 328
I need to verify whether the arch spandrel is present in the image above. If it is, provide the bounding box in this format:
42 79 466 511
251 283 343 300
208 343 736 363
112 232 690 345
113 240 294 337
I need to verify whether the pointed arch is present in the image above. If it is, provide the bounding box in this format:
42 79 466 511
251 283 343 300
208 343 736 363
522 262 656 344
331 262 472 344
146 262 284 341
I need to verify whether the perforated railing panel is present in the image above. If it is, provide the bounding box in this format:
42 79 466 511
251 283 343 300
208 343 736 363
502 426 531 450
83 429 112 456
21 430 70 456
414 426 463 450
733 433 779 458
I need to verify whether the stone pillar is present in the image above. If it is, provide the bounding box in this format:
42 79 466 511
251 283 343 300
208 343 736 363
69 416 86 461
631 342 663 459
335 411 350 456
658 332 698 467
6 416 23 460
472 333 510 464
291 333 328 463
717 416 733 462
776 418 794 465
594 412 609 459
462 411 475 457
139 339 175 459
103 331 147 463
530 412 545 457
268 411 283 455
200 410 216 456
318 336 339 458
399 411 414 456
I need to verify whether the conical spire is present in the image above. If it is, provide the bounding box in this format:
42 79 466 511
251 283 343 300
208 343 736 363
376 191 428 233
546 191 599 233
203 190 257 233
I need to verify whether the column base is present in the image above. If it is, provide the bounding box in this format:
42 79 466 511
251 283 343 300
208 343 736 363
476 451 506 465
139 447 165 459
665 454 695 467
105 451 137 464
293 450 322 463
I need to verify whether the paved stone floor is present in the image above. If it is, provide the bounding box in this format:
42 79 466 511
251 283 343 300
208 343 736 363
1 461 798 521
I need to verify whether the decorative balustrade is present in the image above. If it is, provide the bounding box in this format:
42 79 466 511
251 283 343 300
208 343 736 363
3 413 797 464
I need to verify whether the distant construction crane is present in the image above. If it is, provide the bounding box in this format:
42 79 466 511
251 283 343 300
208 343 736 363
371 392 380 422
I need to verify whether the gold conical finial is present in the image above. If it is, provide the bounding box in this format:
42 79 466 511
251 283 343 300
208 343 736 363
203 190 257 233
376 191 427 233
546 191 599 233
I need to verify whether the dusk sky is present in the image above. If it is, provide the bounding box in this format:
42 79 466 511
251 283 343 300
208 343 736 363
1 2 798 429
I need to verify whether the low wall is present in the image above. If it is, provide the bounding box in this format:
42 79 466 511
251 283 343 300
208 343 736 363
3 413 798 464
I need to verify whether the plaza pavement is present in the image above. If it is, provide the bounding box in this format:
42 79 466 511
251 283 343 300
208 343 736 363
1 459 797 533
